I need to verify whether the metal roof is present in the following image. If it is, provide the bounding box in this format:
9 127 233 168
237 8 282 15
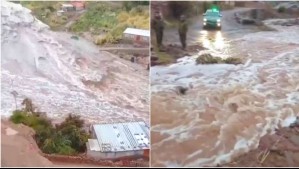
88 139 101 151
92 121 150 152
123 28 150 37
62 4 74 8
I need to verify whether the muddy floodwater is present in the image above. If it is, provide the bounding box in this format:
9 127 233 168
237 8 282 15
1 1 149 124
151 19 299 167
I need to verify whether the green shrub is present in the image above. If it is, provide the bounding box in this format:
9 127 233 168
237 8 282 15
10 110 27 124
70 3 118 33
57 114 85 129
278 6 286 13
71 2 148 45
10 100 90 155
35 126 54 146
58 145 76 155
123 1 149 11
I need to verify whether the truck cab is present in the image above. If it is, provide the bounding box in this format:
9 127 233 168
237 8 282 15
203 9 222 30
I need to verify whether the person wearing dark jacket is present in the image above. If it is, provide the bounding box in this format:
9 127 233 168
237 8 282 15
152 12 165 51
178 15 188 50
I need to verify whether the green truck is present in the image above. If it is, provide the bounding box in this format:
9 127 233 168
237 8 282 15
203 9 222 30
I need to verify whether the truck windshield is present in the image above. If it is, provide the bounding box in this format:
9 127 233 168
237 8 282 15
206 12 219 17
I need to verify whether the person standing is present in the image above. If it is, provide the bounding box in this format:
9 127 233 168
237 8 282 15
178 15 188 50
152 12 165 51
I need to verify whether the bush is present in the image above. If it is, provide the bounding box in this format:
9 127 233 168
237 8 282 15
10 110 27 124
56 114 85 129
278 6 286 13
123 1 149 11
196 53 242 65
196 53 221 64
117 11 130 22
35 126 54 146
70 2 149 45
57 144 76 155
10 99 90 155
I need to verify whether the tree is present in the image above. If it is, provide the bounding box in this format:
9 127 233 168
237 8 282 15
60 124 87 152
123 1 149 11
22 98 35 113
57 114 85 129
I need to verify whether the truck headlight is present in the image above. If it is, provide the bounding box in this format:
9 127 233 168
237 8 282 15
217 19 221 22
204 18 207 22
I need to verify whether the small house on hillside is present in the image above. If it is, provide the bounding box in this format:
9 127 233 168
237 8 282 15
61 4 75 12
123 28 150 45
86 121 150 160
71 1 86 11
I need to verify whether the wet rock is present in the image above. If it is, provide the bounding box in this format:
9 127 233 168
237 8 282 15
241 18 256 25
290 117 299 128
176 86 188 95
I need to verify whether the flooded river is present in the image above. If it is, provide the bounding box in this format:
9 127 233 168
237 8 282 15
151 19 299 167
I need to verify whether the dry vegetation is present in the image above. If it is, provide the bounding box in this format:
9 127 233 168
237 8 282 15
196 53 242 65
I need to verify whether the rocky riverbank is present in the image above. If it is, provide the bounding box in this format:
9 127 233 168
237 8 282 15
223 118 299 167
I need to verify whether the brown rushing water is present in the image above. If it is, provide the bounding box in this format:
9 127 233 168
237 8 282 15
151 21 299 167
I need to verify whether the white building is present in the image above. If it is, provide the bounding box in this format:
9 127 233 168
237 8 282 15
123 28 150 44
56 10 65 16
61 4 75 12
86 121 150 160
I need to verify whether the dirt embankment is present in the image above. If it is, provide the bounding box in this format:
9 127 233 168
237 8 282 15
1 120 53 167
223 120 299 167
1 120 149 167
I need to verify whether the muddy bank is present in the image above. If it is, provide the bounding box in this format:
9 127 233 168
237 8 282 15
223 119 299 167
